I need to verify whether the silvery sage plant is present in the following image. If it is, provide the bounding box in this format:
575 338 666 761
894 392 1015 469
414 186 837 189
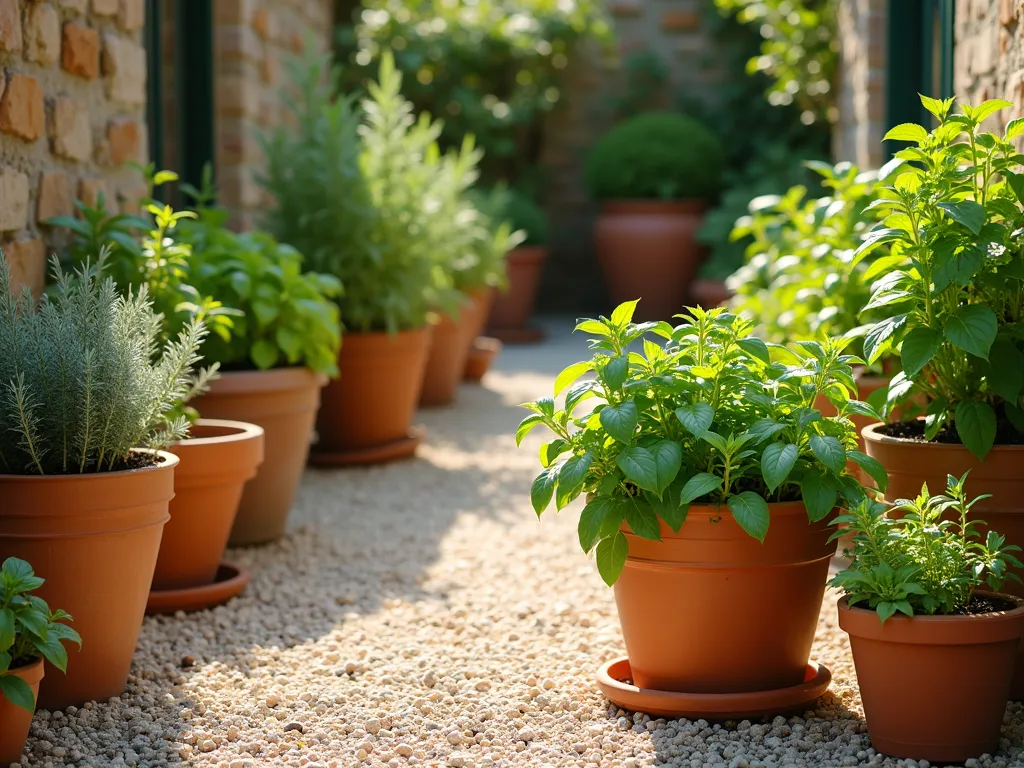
0 254 205 475
519 302 883 585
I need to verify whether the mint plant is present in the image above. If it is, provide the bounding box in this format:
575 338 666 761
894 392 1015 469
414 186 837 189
830 473 1022 621
855 96 1024 459
0 558 80 712
518 301 880 585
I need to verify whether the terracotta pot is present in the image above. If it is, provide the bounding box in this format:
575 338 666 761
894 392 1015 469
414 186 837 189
689 278 733 309
155 420 265 591
614 502 836 693
421 292 488 407
463 336 502 383
863 421 1024 697
317 327 432 453
0 453 176 709
839 594 1024 761
462 287 493 343
594 200 707 322
0 659 43 767
192 368 326 546
487 247 546 333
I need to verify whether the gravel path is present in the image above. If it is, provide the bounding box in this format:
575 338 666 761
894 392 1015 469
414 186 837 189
19 320 1024 768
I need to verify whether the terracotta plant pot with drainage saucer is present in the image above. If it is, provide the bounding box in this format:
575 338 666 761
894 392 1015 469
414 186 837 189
146 420 264 612
192 367 326 546
147 564 251 615
487 247 547 343
311 327 432 465
0 658 43 767
607 502 835 715
863 421 1024 698
0 452 176 709
421 291 486 407
839 593 1024 761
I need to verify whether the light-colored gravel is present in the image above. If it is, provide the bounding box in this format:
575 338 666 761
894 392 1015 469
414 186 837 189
18 320 1024 768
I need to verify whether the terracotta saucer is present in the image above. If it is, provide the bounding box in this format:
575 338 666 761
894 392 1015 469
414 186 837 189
308 430 423 467
146 562 250 615
597 658 832 720
463 337 503 383
486 326 546 344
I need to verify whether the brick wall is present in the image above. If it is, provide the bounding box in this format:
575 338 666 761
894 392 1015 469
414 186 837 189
0 0 146 297
833 0 887 168
956 0 1021 130
212 0 333 230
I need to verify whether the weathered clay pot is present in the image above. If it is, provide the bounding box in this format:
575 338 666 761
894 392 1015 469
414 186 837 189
0 659 43 767
487 247 546 340
613 502 836 693
863 421 1024 697
155 420 265 590
464 336 502 383
595 201 707 322
192 368 326 546
689 278 733 309
421 290 488 407
839 594 1024 761
316 327 432 455
0 453 176 709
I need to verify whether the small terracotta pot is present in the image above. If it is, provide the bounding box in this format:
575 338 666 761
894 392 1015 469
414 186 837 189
192 368 326 546
0 453 176 709
462 286 494 343
421 291 489 407
594 200 707 322
839 594 1024 761
863 421 1024 697
689 278 733 309
317 327 432 454
155 420 265 591
487 247 546 334
0 659 43 767
463 337 502 383
614 502 836 693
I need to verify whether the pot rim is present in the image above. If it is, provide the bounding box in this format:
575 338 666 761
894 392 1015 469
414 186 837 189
5 656 45 685
507 245 547 261
617 500 829 541
861 420 1024 452
204 366 328 394
0 449 179 483
174 419 264 447
600 199 709 215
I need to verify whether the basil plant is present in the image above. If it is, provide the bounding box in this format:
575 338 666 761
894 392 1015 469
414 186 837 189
518 302 882 585
856 96 1024 459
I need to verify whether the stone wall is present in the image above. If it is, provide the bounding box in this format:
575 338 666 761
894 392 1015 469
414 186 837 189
213 0 334 230
0 0 146 296
956 0 1021 129
833 0 888 168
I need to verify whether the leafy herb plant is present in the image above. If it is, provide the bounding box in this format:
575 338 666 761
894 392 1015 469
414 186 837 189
0 255 204 474
830 472 1022 621
856 96 1024 459
518 301 880 585
0 558 80 712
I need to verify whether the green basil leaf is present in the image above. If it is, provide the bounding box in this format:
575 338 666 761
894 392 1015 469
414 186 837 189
595 531 629 586
801 469 838 522
809 435 847 475
727 492 770 542
900 326 943 376
761 443 798 492
955 400 997 461
944 305 997 360
675 402 714 435
599 401 638 444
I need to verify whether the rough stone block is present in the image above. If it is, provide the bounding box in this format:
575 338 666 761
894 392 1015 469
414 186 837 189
118 0 143 31
37 171 72 222
0 0 23 54
0 169 30 231
3 238 46 298
60 0 88 12
102 34 146 105
106 117 139 164
26 3 61 65
0 75 45 142
92 0 119 15
62 23 101 79
51 98 92 161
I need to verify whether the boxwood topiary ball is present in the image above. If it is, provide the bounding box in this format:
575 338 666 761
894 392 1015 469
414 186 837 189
584 112 726 202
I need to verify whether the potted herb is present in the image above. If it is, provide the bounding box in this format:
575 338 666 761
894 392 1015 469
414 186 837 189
585 113 725 322
259 49 461 462
855 97 1024 691
0 255 200 709
519 301 879 712
485 188 549 343
832 475 1024 761
0 558 80 765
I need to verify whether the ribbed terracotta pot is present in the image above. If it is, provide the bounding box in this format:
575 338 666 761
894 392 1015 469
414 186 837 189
317 327 432 453
421 291 489 407
863 421 1024 697
595 200 707 322
0 659 43 767
155 420 265 591
0 453 176 709
192 368 326 546
614 502 836 693
839 594 1024 761
487 247 546 334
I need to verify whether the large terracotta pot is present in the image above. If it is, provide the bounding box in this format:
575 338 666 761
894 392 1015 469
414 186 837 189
594 200 707 322
421 291 489 407
839 594 1024 761
614 502 835 693
0 659 43 767
192 368 326 546
487 246 546 337
155 420 265 590
863 422 1024 696
316 327 432 453
0 453 176 709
